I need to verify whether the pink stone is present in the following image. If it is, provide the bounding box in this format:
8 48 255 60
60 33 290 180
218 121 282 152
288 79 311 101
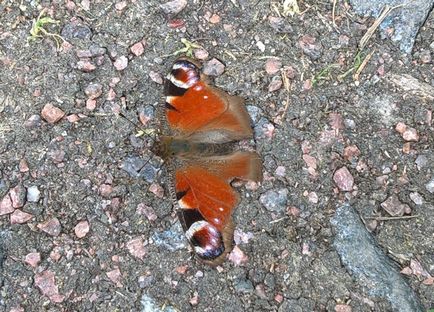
86 99 97 110
38 218 61 236
113 56 128 71
136 203 158 221
9 185 26 208
10 210 33 224
193 49 209 60
149 184 164 198
209 13 220 24
329 112 344 130
106 268 122 285
395 122 407 134
130 42 144 56
402 127 419 142
115 1 127 10
335 304 352 312
149 71 163 84
265 58 282 75
0 194 14 215
343 145 361 160
268 78 282 92
333 167 354 191
228 246 248 266
76 60 96 72
34 270 65 303
99 184 113 197
19 159 29 172
107 88 116 101
25 252 41 268
126 237 147 260
41 104 65 124
189 292 199 306
74 220 90 238
66 114 80 123
302 154 317 169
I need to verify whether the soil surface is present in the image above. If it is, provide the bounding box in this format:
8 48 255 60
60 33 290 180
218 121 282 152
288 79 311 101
0 1 433 311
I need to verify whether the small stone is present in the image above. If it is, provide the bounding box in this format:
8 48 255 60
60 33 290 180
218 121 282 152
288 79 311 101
189 292 199 306
419 50 432 64
126 237 147 260
268 78 282 92
74 220 90 238
343 145 361 160
115 1 127 10
49 150 65 163
395 122 407 134
106 268 122 285
303 154 317 170
425 178 434 193
66 114 80 123
193 49 209 60
275 166 286 177
303 79 312 90
34 270 65 303
10 210 33 224
176 265 188 274
24 115 42 128
106 88 116 101
415 154 428 169
41 104 65 124
99 184 113 197
27 185 40 202
149 71 163 84
9 184 26 208
113 56 128 71
335 304 352 312
38 218 61 236
149 183 164 198
409 192 423 205
381 195 410 217
86 99 97 110
84 83 103 99
130 42 144 56
333 167 354 191
265 58 282 75
136 203 158 221
209 13 220 24
329 112 344 130
299 35 322 60
256 40 266 52
260 189 288 212
275 293 284 303
308 192 319 204
402 127 419 142
228 246 248 266
203 58 225 76
233 277 254 293
61 19 92 41
19 159 29 172
0 194 14 215
24 252 41 268
81 0 90 10
160 0 187 15
77 60 96 72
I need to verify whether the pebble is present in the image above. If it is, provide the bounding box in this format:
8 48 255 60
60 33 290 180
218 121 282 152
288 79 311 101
209 13 220 24
149 183 164 198
203 58 225 76
41 104 65 124
106 268 122 285
233 277 254 294
335 304 352 312
303 154 317 170
193 49 209 60
299 35 322 60
256 40 266 52
265 58 282 75
38 217 62 236
402 127 419 142
27 186 41 202
415 154 428 169
130 42 144 56
149 71 163 84
126 237 147 260
84 83 103 99
106 88 116 101
9 184 26 208
24 252 41 268
86 99 97 110
61 19 92 41
152 222 186 252
34 270 65 303
395 122 407 134
76 60 96 72
0 194 14 215
115 1 127 11
259 189 288 212
113 56 128 71
74 220 90 238
381 195 410 216
343 145 361 160
329 112 344 130
308 192 319 204
425 178 434 193
24 115 42 128
409 192 423 205
136 203 158 221
228 246 248 266
268 77 282 92
19 159 29 172
160 0 187 15
333 167 354 192
10 210 33 224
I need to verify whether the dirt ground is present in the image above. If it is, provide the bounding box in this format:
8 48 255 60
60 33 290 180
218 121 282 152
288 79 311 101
0 0 433 311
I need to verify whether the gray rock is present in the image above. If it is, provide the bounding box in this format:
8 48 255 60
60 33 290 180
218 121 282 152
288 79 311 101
260 189 288 212
151 222 186 252
331 204 424 312
27 186 41 203
425 178 434 193
120 157 157 183
61 19 92 41
233 277 254 294
141 293 176 312
349 0 434 53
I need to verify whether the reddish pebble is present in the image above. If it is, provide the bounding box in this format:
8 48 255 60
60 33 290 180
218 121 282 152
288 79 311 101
395 122 407 134
265 58 282 75
126 238 147 260
189 292 199 306
333 167 354 191
115 1 127 10
10 210 33 224
33 88 42 97
136 203 158 221
0 194 14 215
203 58 225 76
19 159 29 172
67 114 80 123
25 252 41 268
99 184 113 197
176 265 188 274
74 220 90 238
268 78 282 92
86 99 97 110
209 13 220 24
84 83 103 99
335 304 352 312
303 154 317 170
77 60 96 72
160 0 187 15
168 19 185 28
423 277 434 285
274 293 284 303
107 88 116 101
343 145 361 160
41 104 65 124
149 71 163 84
303 79 312 90
106 268 122 285
130 42 144 56
9 184 26 208
329 112 344 130
381 195 408 217
193 49 209 60
113 56 128 71
228 246 248 266
149 184 164 198
35 270 65 303
400 266 412 275
38 218 61 236
402 127 419 142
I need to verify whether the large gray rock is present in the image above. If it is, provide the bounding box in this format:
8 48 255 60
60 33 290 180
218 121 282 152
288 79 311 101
349 0 434 53
331 204 424 312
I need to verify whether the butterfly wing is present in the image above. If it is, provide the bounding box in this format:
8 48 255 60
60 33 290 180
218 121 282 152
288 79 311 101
164 58 253 143
174 151 262 264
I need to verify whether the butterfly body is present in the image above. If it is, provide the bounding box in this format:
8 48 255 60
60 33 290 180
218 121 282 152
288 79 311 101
155 57 262 265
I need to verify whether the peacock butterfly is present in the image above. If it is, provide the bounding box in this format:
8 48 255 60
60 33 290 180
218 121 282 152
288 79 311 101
152 57 262 266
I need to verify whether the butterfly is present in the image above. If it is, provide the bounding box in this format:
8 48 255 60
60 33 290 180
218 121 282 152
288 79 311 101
152 57 263 266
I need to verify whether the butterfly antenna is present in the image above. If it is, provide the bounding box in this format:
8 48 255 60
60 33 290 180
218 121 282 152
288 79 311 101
118 112 158 145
